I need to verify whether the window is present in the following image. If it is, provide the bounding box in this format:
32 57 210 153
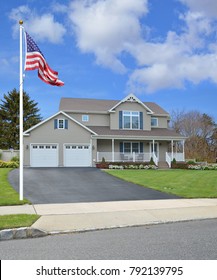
123 142 139 153
123 111 139 129
54 119 68 129
82 115 89 122
151 117 158 127
58 119 64 129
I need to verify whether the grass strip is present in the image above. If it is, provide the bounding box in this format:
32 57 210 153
0 214 40 230
0 168 29 206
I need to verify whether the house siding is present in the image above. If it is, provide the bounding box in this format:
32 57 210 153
110 102 151 130
24 113 92 166
152 116 169 129
67 112 110 126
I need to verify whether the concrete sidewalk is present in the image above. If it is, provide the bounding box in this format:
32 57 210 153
1 199 217 237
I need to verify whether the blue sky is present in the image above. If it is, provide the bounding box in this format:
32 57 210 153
0 0 217 121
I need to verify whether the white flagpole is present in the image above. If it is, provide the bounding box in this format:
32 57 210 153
19 20 24 200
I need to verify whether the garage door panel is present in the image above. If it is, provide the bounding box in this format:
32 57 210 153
64 145 91 167
31 145 58 167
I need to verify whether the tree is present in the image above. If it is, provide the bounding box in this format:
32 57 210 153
170 110 216 162
0 89 42 149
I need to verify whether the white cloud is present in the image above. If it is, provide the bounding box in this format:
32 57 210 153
68 0 149 73
126 2 217 93
179 0 217 18
68 0 217 92
129 54 217 93
9 1 217 93
9 5 66 44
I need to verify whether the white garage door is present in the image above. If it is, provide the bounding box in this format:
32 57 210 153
64 144 91 167
30 144 58 167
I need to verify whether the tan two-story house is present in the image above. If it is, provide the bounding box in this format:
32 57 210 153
23 93 186 168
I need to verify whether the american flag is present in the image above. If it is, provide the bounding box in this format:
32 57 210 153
25 32 64 86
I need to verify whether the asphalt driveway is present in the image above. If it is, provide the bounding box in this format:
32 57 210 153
9 168 180 204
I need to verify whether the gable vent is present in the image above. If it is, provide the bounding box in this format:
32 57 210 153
126 96 137 102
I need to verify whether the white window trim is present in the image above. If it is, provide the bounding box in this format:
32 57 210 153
123 111 140 130
151 117 158 127
58 119 65 129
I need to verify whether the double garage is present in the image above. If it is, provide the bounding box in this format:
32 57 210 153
30 144 92 167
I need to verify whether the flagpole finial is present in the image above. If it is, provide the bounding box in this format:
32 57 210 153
19 20 23 25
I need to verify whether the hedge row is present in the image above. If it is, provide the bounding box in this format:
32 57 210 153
0 160 19 168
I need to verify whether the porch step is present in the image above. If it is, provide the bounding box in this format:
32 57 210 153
158 161 170 169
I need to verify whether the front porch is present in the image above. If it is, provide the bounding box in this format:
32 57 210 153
95 139 185 168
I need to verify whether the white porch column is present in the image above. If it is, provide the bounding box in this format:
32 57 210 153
183 140 185 161
112 139 115 162
171 140 174 160
152 139 155 158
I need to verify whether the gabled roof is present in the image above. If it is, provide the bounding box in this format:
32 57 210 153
59 94 169 116
108 93 153 114
23 111 98 136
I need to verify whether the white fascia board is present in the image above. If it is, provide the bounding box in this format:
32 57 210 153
108 93 154 114
23 111 98 136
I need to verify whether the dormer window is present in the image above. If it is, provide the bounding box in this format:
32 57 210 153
119 111 143 130
123 111 139 129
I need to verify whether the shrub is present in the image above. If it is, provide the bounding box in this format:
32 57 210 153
0 160 19 168
149 157 155 165
11 156 19 163
187 160 196 165
171 162 188 169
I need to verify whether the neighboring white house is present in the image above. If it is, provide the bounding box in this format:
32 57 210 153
23 93 186 168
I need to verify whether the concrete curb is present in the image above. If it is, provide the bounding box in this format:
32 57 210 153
0 227 48 241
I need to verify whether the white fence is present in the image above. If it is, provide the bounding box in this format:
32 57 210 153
0 150 19 161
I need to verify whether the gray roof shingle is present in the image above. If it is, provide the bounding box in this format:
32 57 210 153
88 126 185 139
59 97 169 115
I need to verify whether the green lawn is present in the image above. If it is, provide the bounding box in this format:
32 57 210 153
0 168 39 230
0 168 29 206
105 169 217 198
0 214 40 230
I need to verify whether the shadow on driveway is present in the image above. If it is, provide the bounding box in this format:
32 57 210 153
9 168 180 204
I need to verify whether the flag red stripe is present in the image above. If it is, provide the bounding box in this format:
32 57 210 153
24 34 64 87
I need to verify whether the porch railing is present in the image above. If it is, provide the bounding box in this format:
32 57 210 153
152 152 158 166
167 152 185 162
166 152 171 168
166 152 185 167
97 152 153 163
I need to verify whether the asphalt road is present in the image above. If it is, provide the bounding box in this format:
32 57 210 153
8 167 179 204
1 219 217 259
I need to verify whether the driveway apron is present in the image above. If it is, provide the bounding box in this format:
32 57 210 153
9 168 180 204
